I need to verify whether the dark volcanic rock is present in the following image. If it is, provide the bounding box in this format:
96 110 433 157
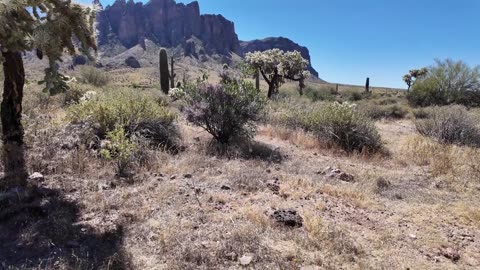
98 0 240 55
240 37 319 78
271 209 303 228
72 55 87 66
125 56 141 68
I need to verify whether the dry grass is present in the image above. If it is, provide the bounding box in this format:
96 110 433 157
2 67 480 269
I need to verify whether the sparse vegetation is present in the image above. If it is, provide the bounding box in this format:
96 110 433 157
100 127 138 177
184 81 265 144
415 105 480 147
67 88 176 137
305 102 382 153
78 66 110 87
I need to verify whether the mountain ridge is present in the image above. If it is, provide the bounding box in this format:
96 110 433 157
96 0 319 78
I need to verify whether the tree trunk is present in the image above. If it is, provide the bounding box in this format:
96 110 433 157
267 82 276 99
1 51 28 189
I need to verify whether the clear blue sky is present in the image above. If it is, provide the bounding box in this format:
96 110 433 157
94 0 480 88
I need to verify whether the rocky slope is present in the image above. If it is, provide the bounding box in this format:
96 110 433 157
96 0 319 77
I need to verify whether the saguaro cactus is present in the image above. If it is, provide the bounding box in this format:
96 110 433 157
365 77 370 93
159 49 169 94
255 69 260 91
170 56 176 88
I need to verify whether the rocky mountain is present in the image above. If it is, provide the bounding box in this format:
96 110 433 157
95 0 319 77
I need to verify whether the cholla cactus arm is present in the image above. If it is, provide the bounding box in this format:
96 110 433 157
0 0 97 94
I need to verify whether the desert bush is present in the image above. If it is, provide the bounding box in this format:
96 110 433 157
415 105 480 146
63 83 90 105
100 127 137 177
67 88 176 138
360 103 409 120
128 119 181 151
262 98 314 129
78 66 109 87
343 89 364 101
304 102 382 153
184 81 265 144
408 59 480 107
304 86 336 102
412 108 431 119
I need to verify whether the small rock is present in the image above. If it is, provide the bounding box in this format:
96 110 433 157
221 185 231 190
239 254 254 266
271 209 303 228
440 247 460 262
338 172 354 182
184 173 193 179
266 169 271 173
408 234 417 240
376 177 391 190
170 175 177 180
266 181 280 194
28 172 45 182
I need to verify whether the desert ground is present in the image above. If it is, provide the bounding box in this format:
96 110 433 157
1 64 480 270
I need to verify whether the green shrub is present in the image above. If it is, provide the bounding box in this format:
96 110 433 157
63 83 90 105
408 59 480 107
412 108 430 119
360 104 409 120
343 89 363 101
184 81 265 144
304 102 382 153
100 127 137 177
78 66 109 87
415 105 480 147
262 98 314 129
304 86 336 102
67 88 176 138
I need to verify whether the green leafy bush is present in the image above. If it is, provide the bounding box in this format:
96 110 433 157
184 81 265 144
67 88 176 138
304 102 382 153
100 127 137 177
408 59 480 107
415 105 480 146
78 66 109 87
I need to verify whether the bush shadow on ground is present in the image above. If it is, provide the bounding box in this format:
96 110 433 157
0 185 132 270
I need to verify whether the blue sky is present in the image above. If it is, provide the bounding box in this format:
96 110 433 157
92 0 480 88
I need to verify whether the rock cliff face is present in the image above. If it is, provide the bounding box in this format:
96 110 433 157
97 0 239 55
240 37 319 78
96 0 319 77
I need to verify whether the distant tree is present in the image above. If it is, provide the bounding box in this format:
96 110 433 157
403 68 428 91
407 59 480 106
0 0 97 189
245 49 310 98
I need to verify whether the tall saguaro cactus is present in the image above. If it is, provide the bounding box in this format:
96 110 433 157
170 56 176 88
365 77 370 93
255 69 260 91
159 49 169 94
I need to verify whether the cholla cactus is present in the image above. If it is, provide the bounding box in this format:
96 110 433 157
0 0 97 188
403 67 428 91
168 88 186 101
245 49 310 98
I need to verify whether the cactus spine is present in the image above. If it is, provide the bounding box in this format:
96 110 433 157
159 48 169 94
170 56 176 88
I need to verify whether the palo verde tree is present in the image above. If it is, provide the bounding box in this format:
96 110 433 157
0 0 97 189
403 68 428 91
245 49 310 98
